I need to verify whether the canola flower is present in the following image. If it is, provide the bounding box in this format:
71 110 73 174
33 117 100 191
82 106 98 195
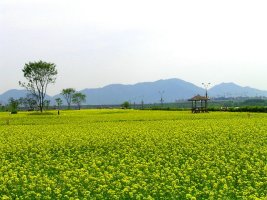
0 110 267 199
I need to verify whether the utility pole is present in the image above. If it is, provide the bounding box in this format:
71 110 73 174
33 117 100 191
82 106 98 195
159 91 165 108
132 97 136 109
202 83 211 98
141 100 144 109
202 82 211 112
139 95 144 110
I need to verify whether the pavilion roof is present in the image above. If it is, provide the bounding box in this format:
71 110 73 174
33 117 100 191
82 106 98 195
188 94 209 101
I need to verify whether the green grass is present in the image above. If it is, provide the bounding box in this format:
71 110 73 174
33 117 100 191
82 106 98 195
0 110 267 199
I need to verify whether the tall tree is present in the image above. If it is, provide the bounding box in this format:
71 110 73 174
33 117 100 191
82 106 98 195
19 95 37 111
61 88 76 109
8 98 20 114
44 100 50 110
121 101 130 109
19 60 57 112
72 92 86 110
55 98 63 109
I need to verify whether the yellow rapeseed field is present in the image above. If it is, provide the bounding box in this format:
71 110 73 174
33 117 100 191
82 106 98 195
0 110 267 199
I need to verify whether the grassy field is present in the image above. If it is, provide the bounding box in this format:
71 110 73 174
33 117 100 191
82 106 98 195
0 110 267 199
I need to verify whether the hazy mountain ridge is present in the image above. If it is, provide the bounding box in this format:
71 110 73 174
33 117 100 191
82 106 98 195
1 79 267 105
209 82 267 98
0 89 53 105
79 78 205 105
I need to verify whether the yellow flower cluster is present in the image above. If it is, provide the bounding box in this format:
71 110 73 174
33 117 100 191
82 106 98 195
0 110 267 199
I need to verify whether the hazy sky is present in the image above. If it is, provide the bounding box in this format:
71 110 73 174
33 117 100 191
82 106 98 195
1 0 267 95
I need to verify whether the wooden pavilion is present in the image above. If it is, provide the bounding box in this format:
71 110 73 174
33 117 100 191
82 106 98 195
188 95 209 113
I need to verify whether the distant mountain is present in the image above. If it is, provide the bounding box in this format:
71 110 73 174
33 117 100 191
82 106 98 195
209 82 267 98
79 78 205 105
0 89 28 104
0 89 52 104
1 79 267 105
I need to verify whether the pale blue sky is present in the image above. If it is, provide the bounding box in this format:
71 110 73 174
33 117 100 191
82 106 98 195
1 0 267 95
